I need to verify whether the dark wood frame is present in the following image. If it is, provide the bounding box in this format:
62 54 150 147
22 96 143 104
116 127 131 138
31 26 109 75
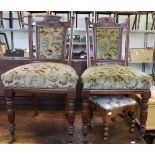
82 17 151 143
4 15 76 143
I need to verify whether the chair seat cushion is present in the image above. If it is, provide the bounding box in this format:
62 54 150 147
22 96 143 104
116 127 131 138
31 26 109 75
1 62 79 89
90 95 137 110
81 64 152 90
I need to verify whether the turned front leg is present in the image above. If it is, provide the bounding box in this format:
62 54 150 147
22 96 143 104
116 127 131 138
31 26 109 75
140 91 151 138
6 89 15 143
82 98 89 143
67 99 75 143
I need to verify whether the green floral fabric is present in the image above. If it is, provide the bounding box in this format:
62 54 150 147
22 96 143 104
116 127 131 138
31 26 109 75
96 28 120 60
90 95 137 110
81 64 152 90
1 62 79 89
39 27 63 59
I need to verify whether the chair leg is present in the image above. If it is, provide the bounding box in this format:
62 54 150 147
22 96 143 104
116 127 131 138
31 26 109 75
103 124 109 141
67 98 75 143
130 112 136 133
139 91 151 138
88 104 93 128
5 89 15 143
103 114 110 141
82 98 89 143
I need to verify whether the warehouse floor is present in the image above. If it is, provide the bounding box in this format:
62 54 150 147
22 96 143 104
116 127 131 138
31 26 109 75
0 109 148 144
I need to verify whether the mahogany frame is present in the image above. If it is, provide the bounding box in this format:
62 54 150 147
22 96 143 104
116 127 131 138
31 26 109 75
82 17 151 143
4 15 76 143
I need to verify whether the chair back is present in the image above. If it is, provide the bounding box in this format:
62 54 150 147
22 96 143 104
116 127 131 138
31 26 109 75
28 15 74 65
85 17 130 67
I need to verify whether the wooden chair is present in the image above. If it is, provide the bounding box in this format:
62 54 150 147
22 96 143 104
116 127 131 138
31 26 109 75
1 15 79 143
81 17 152 143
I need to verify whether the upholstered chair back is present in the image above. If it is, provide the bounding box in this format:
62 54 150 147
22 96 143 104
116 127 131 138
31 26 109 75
85 17 129 67
28 15 74 65
38 26 64 59
96 27 120 60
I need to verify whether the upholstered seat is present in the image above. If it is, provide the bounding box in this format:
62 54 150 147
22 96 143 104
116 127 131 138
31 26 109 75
90 95 137 110
1 62 79 89
81 64 152 90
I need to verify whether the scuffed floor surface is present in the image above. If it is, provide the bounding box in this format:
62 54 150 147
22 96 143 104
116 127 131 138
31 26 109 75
0 109 146 144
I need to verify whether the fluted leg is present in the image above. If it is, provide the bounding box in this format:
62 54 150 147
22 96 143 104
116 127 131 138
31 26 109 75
5 89 15 143
82 95 89 143
139 91 151 138
67 99 75 143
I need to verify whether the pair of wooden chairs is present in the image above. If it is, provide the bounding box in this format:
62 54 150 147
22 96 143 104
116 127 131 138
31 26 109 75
1 15 152 143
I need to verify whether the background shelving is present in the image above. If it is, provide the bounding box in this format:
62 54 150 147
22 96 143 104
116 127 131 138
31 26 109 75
0 11 155 76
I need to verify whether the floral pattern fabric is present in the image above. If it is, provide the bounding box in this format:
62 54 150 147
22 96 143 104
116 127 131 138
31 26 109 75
81 64 152 90
1 62 79 89
90 95 137 110
39 27 63 59
96 28 120 60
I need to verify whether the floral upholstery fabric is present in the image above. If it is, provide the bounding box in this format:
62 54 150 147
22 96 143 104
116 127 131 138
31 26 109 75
96 28 120 60
1 62 79 89
39 27 63 59
81 64 152 90
90 95 137 110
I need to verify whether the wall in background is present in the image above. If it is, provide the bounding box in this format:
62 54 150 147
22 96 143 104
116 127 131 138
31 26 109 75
0 11 155 74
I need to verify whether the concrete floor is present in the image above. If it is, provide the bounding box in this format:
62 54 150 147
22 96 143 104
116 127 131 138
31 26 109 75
0 109 146 144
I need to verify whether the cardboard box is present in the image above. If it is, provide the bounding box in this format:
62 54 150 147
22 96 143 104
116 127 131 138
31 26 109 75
0 43 6 56
129 48 154 63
